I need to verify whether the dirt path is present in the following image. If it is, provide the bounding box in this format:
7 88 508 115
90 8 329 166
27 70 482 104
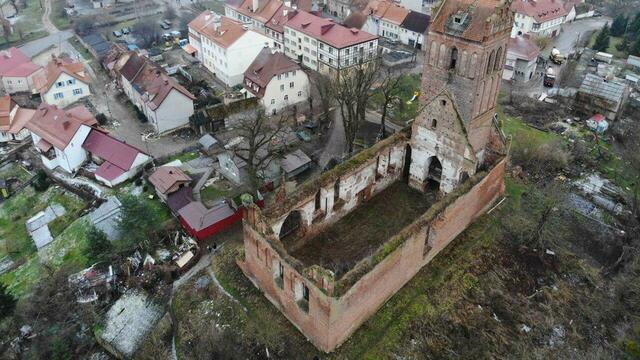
42 0 59 34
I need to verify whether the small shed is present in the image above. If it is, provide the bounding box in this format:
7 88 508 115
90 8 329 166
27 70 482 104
586 114 609 133
198 133 219 153
88 197 122 241
281 149 312 179
178 200 241 240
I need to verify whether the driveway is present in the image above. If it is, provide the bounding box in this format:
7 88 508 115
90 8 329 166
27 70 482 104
318 109 346 168
18 0 74 57
549 17 612 56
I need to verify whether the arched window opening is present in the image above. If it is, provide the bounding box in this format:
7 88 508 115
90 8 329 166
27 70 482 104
486 50 495 75
494 47 503 71
449 47 458 70
431 119 437 129
279 210 302 241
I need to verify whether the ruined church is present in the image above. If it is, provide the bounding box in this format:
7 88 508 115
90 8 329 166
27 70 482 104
239 0 514 352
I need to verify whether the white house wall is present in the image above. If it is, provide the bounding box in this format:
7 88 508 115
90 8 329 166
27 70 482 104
260 69 309 114
42 73 91 107
146 89 194 134
198 31 274 87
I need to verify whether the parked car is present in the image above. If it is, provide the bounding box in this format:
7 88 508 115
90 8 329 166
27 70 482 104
112 30 123 37
121 27 131 35
162 19 172 26
160 22 170 30
170 30 181 38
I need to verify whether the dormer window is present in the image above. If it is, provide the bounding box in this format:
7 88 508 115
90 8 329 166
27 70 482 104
454 15 462 24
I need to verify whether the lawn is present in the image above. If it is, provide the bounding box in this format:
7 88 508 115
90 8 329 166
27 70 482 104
167 150 201 164
0 162 32 183
200 180 234 204
588 33 626 58
0 185 87 297
0 0 48 48
369 74 422 126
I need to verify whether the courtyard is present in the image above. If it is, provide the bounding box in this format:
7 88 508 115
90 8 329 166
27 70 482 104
288 181 436 278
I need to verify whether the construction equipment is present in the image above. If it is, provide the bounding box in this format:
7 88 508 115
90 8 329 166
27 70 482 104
549 48 566 65
543 67 556 87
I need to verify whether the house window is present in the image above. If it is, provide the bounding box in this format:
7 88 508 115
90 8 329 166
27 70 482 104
298 91 302 97
284 95 288 101
280 84 285 91
53 92 64 100
67 78 76 85
289 82 294 88
271 99 275 104
56 81 64 88
73 88 83 96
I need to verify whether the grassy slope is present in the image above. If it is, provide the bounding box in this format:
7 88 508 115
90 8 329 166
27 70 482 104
0 186 87 297
50 0 71 30
588 33 626 58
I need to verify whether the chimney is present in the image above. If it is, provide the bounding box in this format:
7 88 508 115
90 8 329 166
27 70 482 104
253 0 259 12
164 79 169 85
63 120 70 130
283 8 288 17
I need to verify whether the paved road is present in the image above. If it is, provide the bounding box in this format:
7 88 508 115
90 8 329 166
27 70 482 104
18 0 73 57
318 109 346 168
548 17 611 56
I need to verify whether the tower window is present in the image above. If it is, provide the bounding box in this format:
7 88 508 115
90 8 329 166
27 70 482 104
431 119 437 129
449 47 458 70
441 99 447 106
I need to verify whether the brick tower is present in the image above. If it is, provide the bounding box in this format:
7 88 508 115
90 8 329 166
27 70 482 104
422 0 513 155
409 0 513 193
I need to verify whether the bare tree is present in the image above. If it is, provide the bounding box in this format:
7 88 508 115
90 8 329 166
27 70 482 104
164 6 177 21
376 67 404 139
313 73 334 127
1 19 11 44
329 60 379 154
73 16 95 35
233 110 289 191
133 20 161 48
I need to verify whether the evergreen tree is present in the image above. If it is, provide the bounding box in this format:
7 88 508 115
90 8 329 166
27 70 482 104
86 226 111 263
0 283 16 320
629 12 640 34
610 14 628 36
630 36 640 56
593 24 611 52
116 195 162 252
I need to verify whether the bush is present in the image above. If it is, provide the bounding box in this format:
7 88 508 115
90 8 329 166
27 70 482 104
95 113 108 125
32 170 50 192
511 133 571 177
86 226 111 264
0 283 16 320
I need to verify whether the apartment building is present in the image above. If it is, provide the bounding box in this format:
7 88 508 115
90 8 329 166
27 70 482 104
283 10 378 74
511 0 568 37
188 11 274 86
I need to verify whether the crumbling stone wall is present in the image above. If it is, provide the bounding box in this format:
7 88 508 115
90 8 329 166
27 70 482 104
238 158 506 352
410 92 478 193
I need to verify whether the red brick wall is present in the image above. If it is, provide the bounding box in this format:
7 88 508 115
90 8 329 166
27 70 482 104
238 159 506 352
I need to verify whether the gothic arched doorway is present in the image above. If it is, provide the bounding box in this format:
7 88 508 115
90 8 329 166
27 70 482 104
279 210 303 241
426 157 442 190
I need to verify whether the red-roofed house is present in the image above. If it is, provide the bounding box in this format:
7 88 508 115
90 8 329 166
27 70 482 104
243 47 309 114
0 95 36 142
35 55 92 107
504 36 540 82
511 0 568 38
112 52 195 134
283 10 378 74
148 165 192 201
188 11 275 86
82 129 151 187
0 47 44 94
26 104 98 173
